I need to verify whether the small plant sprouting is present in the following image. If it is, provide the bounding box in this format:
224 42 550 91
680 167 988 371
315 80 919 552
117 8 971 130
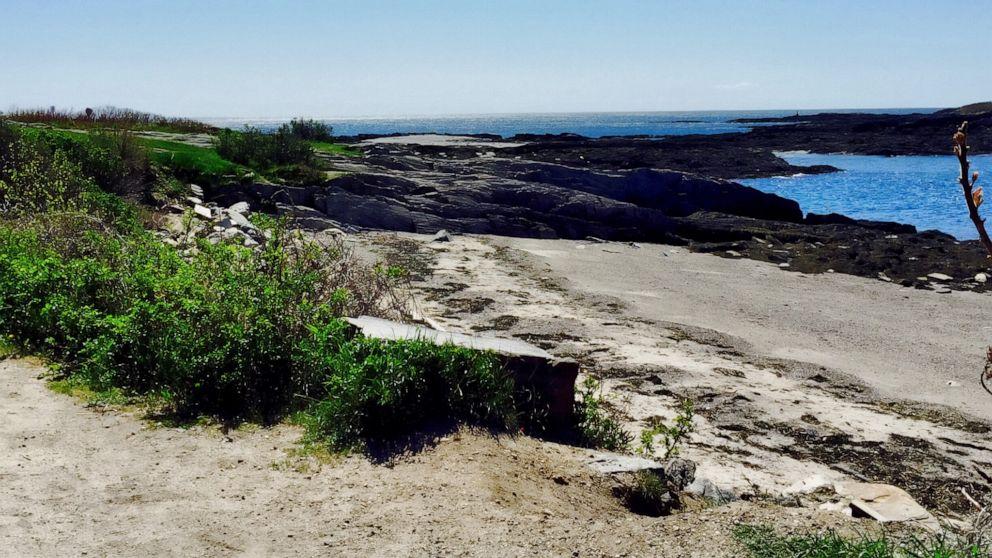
575 376 633 452
638 398 695 459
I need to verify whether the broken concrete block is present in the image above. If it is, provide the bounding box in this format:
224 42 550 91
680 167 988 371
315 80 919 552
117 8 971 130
344 316 579 429
834 482 936 526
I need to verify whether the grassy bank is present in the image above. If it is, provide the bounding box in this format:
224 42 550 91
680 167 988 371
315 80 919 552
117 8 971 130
0 117 532 452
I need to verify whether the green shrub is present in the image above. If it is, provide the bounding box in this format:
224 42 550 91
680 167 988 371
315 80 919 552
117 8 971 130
574 377 632 451
216 125 314 169
0 120 542 450
623 470 675 516
289 118 333 142
1 122 159 202
297 321 517 450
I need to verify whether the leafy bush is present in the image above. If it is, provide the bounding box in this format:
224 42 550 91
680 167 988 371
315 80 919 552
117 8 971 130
574 377 632 451
1 122 158 202
638 398 695 458
297 322 516 450
0 120 540 450
215 125 314 169
289 118 333 142
0 127 95 213
734 524 989 558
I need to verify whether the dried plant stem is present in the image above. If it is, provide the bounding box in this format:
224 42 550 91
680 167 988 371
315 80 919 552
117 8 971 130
954 121 992 258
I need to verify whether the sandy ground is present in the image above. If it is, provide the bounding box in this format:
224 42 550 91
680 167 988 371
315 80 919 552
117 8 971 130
0 358 863 558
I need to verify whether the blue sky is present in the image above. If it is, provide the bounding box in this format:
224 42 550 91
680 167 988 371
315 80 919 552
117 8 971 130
2 0 989 117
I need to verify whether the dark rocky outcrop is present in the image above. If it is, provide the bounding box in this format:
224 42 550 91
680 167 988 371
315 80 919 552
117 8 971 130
210 132 992 292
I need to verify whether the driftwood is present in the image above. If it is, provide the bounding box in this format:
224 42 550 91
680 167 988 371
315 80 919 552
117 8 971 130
953 121 992 258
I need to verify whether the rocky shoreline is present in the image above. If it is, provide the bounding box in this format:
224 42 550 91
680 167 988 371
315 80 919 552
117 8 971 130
210 127 992 293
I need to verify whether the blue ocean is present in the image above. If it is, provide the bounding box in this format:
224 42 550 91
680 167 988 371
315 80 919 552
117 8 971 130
205 108 988 239
739 153 989 241
204 108 929 138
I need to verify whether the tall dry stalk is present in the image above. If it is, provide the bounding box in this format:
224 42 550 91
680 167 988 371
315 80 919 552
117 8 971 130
953 121 992 258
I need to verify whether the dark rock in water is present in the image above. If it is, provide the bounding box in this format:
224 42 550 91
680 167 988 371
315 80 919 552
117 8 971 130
804 212 917 234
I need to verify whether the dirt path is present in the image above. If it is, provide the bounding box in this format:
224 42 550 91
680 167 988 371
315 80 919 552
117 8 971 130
369 233 992 515
0 357 867 557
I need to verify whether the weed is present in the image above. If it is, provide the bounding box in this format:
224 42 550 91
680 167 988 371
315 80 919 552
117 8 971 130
638 398 695 458
623 470 676 516
733 524 989 558
574 376 632 451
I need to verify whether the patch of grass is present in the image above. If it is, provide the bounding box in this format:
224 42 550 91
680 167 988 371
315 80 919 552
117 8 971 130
138 137 239 175
733 524 988 558
310 140 361 157
47 377 133 407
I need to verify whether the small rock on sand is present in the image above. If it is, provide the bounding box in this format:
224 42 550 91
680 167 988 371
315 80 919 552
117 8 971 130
927 272 953 282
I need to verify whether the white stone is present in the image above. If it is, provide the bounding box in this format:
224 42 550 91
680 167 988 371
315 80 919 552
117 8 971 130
976 272 988 283
927 273 953 282
193 204 212 219
227 201 250 214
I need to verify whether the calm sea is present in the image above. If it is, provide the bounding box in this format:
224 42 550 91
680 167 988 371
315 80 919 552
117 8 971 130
740 152 988 241
203 108 930 138
205 108 983 238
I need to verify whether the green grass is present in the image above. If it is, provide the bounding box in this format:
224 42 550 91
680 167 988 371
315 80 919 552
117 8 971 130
309 140 361 157
136 137 242 176
734 525 988 558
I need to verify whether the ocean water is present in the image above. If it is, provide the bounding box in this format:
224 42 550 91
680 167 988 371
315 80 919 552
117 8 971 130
739 152 992 240
204 108 931 138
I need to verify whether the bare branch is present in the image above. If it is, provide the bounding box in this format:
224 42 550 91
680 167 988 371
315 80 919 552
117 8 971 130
954 121 992 258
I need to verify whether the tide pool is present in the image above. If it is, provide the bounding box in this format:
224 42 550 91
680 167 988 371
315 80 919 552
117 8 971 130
739 152 992 240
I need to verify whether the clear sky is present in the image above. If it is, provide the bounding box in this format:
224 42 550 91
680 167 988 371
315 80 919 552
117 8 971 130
3 0 990 117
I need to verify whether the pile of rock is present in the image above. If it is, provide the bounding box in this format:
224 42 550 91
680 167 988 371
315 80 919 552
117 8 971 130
183 186 266 249
158 185 268 251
